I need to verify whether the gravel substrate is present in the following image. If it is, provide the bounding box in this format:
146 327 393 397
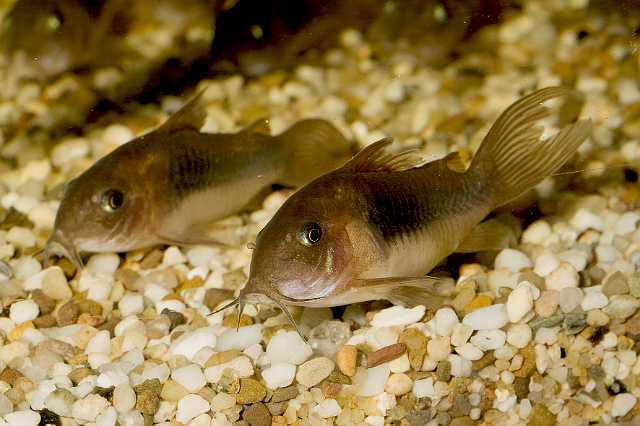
1 1 640 425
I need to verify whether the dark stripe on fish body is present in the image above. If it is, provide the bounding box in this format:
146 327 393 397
169 144 213 198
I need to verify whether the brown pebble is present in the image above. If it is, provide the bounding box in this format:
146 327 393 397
31 290 55 315
222 313 254 328
271 416 287 426
0 367 23 386
223 269 247 290
472 352 496 372
528 403 556 426
56 258 77 278
321 381 342 398
56 301 79 326
436 361 451 382
514 345 536 378
140 248 164 269
270 385 298 403
513 376 529 400
33 314 57 328
77 299 103 316
77 313 103 327
243 402 272 426
134 379 162 415
115 268 144 292
203 288 234 310
161 309 186 330
335 345 357 377
68 368 93 385
266 401 287 416
5 388 23 404
399 328 427 370
236 378 267 404
625 310 640 335
450 417 475 426
38 339 77 361
367 343 406 368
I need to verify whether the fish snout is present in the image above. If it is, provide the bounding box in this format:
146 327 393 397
44 229 83 269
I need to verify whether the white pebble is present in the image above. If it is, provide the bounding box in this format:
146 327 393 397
261 363 296 389
545 263 579 291
313 399 342 418
611 393 637 417
118 294 144 317
72 394 109 422
355 364 390 397
266 330 312 365
570 208 603 232
470 330 507 351
9 300 39 324
7 227 36 248
522 220 552 244
176 394 210 424
506 324 532 348
86 330 111 354
506 286 533 323
427 337 451 361
170 328 217 360
455 343 483 361
371 305 425 328
216 325 262 351
4 410 40 426
433 308 459 336
494 249 532 272
581 290 609 311
412 377 434 399
534 251 560 277
162 246 186 266
112 384 136 413
451 324 473 347
448 354 472 377
171 364 206 393
615 212 640 235
462 304 508 330
86 253 120 275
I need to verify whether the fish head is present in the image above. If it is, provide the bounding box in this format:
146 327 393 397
46 149 155 266
243 178 372 307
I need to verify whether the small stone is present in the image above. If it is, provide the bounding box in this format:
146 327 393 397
266 330 312 365
436 360 451 382
626 311 640 334
427 336 451 361
314 399 342 418
41 267 72 300
433 308 459 336
176 394 210 424
71 394 109 422
564 312 587 334
399 328 427 370
465 295 493 312
355 364 390 397
581 291 608 311
243 402 272 426
171 327 217 360
119 294 144 317
513 377 529 400
535 290 559 318
545 263 579 291
528 403 555 426
210 392 235 411
611 393 637 417
271 386 299 403
296 357 334 388
605 295 640 320
9 299 39 323
455 343 483 361
236 378 267 404
367 343 406 368
171 364 206 393
56 300 79 326
261 363 296 389
4 410 40 426
44 388 74 417
385 373 413 396
462 304 508 330
203 288 235 310
587 309 610 327
31 290 55 315
506 285 533 322
506 324 532 348
370 305 425 327
495 249 532 272
534 251 560 277
559 287 584 313
160 380 189 402
113 384 136 413
134 378 161 415
602 272 629 296
469 330 506 350
336 345 358 377
33 314 56 328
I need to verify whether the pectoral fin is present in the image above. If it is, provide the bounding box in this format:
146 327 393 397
355 276 455 309
455 219 517 253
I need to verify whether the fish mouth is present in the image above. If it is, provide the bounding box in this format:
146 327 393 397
43 229 84 269
209 280 309 341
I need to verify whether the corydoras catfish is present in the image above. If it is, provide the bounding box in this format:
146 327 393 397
45 92 353 267
218 87 592 332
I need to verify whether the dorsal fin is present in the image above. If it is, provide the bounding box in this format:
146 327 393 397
242 118 272 136
159 89 208 134
343 138 426 173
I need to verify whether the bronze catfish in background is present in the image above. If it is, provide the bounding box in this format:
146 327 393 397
45 91 353 267
220 87 592 333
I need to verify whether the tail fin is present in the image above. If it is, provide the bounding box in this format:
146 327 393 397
276 119 354 187
470 87 592 208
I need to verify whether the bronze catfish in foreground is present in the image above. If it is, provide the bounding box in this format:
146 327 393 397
219 87 592 331
46 91 353 266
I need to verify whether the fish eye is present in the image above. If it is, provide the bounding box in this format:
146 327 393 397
100 189 124 212
46 9 63 31
298 222 322 246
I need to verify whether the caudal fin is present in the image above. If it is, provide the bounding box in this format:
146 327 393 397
470 87 592 208
277 119 355 187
